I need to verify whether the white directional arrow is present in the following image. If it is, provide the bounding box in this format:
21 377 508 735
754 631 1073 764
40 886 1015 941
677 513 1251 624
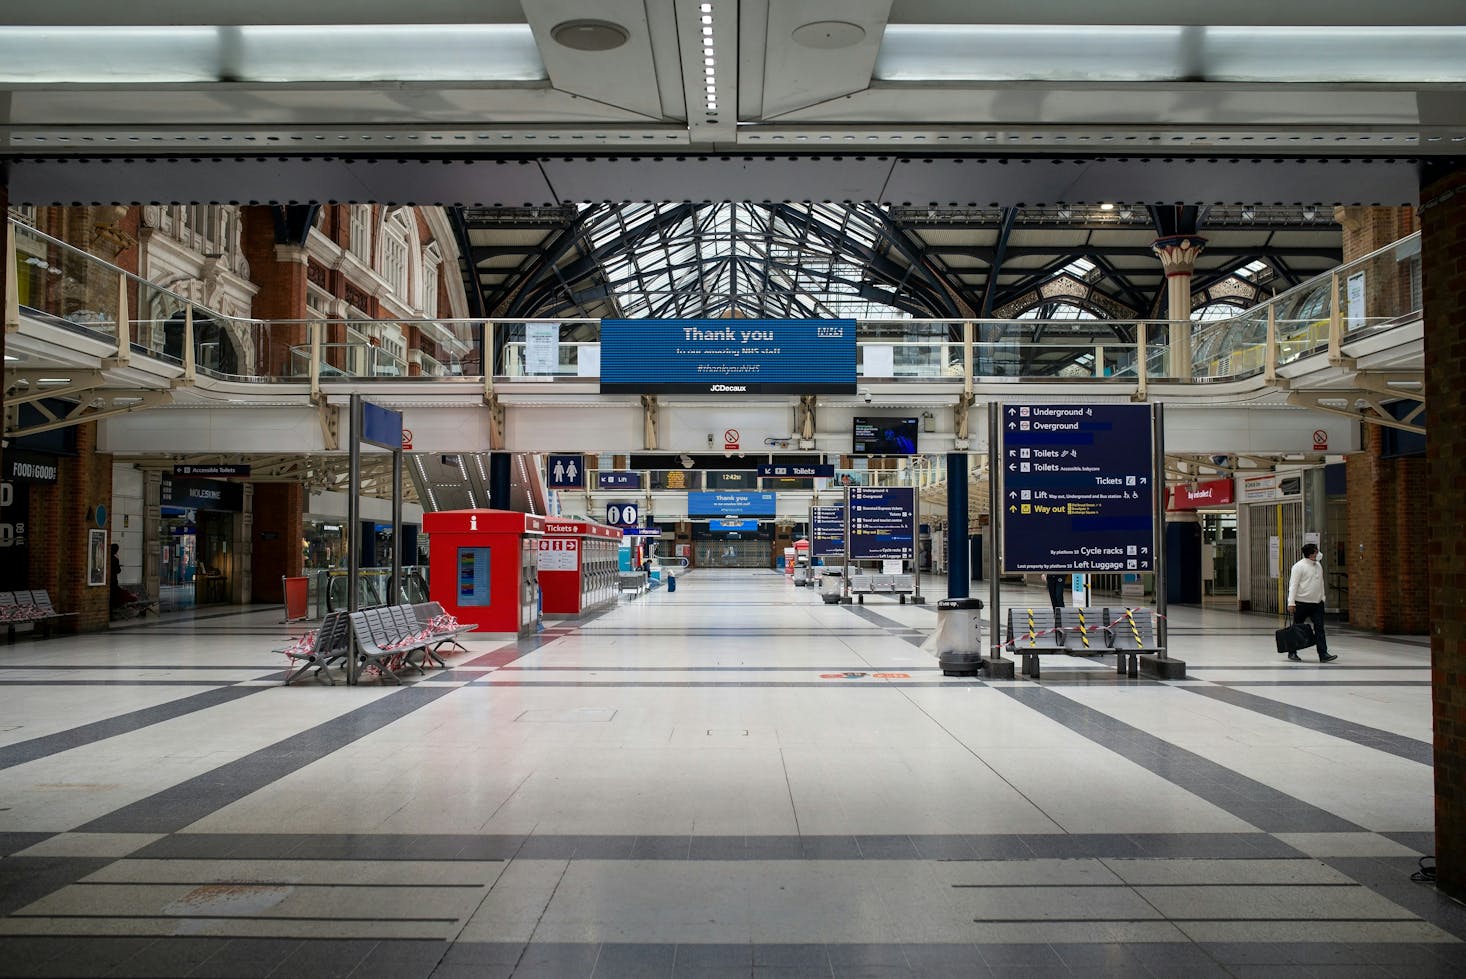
1009 463 1016 471
1007 407 1016 415
1009 491 1017 499
1008 422 1016 429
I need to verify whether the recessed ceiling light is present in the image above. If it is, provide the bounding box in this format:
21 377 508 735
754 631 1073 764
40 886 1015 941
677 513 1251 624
702 26 713 36
550 19 630 52
699 2 712 11
1099 202 1115 211
791 20 865 50
704 57 715 66
701 15 712 25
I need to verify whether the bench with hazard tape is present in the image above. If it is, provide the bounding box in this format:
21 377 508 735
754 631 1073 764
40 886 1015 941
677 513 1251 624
1004 606 1179 679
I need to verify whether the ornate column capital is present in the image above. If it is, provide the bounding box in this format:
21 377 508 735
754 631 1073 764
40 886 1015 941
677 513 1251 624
1151 234 1207 277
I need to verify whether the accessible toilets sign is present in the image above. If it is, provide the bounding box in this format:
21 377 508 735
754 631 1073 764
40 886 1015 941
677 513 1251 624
599 318 856 394
1001 403 1155 573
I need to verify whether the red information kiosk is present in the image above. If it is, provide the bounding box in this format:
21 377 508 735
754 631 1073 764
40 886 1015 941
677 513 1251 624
422 509 544 637
539 520 623 615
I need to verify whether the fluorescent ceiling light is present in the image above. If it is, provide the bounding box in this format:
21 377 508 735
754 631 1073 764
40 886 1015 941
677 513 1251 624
0 25 547 84
875 24 1466 83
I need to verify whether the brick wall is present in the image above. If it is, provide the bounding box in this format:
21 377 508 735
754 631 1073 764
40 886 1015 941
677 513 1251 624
251 483 304 603
240 207 309 377
1337 207 1428 635
1420 165 1466 900
27 424 112 632
1345 423 1429 632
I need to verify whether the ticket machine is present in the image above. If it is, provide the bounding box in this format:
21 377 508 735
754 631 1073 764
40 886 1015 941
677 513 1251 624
422 509 544 636
538 519 623 615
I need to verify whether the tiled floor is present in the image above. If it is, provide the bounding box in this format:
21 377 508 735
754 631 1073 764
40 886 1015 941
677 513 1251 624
0 570 1459 977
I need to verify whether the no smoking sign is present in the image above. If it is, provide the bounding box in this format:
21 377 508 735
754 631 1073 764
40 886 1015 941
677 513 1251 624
1312 429 1328 451
724 428 740 450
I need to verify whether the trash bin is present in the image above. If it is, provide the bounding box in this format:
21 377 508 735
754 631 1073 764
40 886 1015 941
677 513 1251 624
818 568 845 604
934 597 984 676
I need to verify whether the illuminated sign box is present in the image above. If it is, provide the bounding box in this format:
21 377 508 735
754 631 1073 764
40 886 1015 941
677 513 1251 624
599 318 856 394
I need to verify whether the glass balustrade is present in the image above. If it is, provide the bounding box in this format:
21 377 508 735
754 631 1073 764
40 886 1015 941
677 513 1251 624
10 219 1423 390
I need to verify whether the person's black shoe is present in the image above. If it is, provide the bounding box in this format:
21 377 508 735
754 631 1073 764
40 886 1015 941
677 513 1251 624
1319 653 1338 663
1287 652 1302 661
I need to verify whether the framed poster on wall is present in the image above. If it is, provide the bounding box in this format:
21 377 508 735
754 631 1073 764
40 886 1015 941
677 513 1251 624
88 529 108 587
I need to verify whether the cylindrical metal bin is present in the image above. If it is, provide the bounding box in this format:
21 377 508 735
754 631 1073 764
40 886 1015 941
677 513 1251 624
935 597 985 676
818 568 845 604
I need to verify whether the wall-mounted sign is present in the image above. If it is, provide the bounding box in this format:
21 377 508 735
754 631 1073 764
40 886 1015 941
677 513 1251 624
757 464 835 478
162 477 244 512
1168 478 1236 511
688 491 776 519
547 454 585 489
606 502 640 527
4 450 59 484
710 519 759 532
1241 471 1303 504
599 318 856 394
598 471 642 490
174 464 251 478
525 323 561 375
1001 403 1155 573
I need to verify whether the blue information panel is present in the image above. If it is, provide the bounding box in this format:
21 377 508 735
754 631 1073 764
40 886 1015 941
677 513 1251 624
846 487 916 561
599 319 856 394
598 471 642 490
809 505 845 558
757 463 835 478
1001 403 1154 573
688 491 776 519
361 401 403 450
547 454 585 489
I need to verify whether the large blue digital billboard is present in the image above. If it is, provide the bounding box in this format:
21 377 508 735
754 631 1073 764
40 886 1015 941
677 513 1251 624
688 491 776 519
1001 403 1155 573
846 487 916 561
599 319 856 394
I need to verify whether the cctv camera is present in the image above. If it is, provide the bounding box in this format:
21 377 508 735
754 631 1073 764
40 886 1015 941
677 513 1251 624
861 390 873 404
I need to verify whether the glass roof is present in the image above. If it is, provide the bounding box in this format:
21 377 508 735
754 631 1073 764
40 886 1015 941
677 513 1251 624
580 203 915 320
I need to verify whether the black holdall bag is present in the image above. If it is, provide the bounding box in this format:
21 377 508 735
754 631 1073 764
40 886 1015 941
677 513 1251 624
1275 622 1317 654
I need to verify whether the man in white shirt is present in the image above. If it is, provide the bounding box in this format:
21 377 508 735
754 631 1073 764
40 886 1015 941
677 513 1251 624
1286 542 1337 663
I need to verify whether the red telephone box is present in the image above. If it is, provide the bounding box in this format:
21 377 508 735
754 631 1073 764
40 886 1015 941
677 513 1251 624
538 520 623 615
422 509 545 636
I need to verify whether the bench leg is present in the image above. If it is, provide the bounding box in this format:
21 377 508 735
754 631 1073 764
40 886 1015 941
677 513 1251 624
1116 652 1127 676
1127 652 1139 678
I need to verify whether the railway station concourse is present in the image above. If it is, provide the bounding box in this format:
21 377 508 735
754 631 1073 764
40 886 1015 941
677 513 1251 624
1 2 1465 976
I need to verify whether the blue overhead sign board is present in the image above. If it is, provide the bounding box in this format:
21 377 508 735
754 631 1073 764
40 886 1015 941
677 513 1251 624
1001 403 1155 573
710 519 759 532
547 454 585 489
360 402 403 450
599 319 856 394
688 491 776 518
846 487 916 561
810 505 845 558
598 471 642 490
757 463 835 478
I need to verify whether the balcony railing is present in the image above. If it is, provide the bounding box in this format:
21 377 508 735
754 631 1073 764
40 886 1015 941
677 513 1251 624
10 219 1422 391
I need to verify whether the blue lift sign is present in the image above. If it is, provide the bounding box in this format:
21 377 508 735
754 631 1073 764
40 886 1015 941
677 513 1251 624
1001 403 1154 573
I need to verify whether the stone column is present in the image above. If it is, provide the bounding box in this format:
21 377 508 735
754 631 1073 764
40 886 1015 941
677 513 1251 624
1151 235 1207 378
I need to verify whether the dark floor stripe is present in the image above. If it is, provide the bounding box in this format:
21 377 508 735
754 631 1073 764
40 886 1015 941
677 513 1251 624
0 679 242 687
841 605 929 647
998 686 1364 834
1182 685 1433 766
78 686 455 834
0 686 266 772
471 680 981 688
114 830 1310 862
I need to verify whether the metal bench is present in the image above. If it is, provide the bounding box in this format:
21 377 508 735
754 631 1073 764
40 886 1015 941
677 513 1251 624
347 607 429 685
278 611 351 685
0 589 75 642
1005 606 1063 677
1104 606 1165 678
412 601 476 664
